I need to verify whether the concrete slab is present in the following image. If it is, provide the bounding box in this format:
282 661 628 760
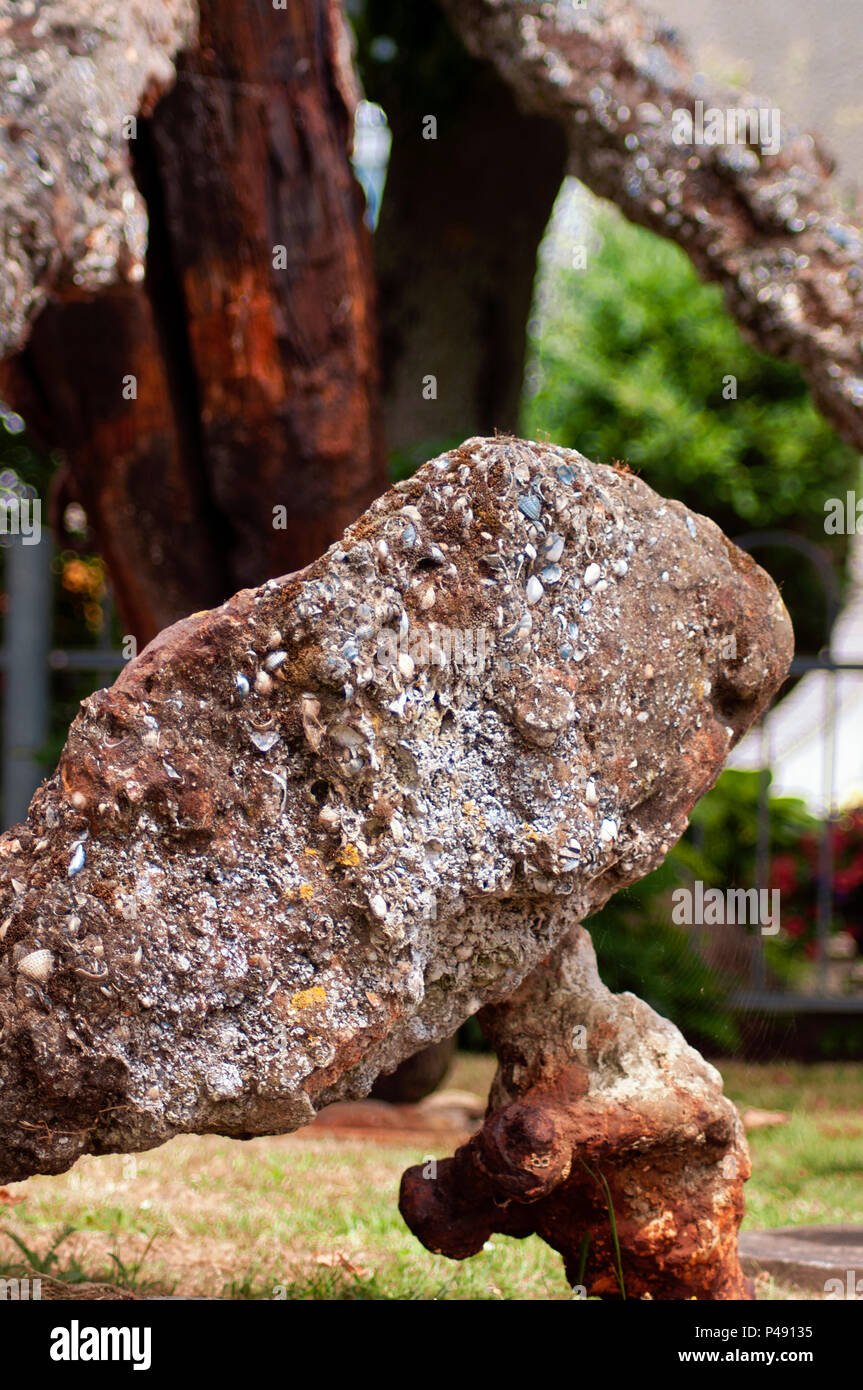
740 1225 863 1293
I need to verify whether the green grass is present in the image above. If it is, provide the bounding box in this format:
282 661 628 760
721 1062 863 1231
1 1058 859 1299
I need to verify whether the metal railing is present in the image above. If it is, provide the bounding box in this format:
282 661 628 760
1 539 124 828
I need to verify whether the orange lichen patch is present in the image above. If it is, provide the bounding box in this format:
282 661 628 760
291 986 327 1011
299 885 315 901
336 844 361 867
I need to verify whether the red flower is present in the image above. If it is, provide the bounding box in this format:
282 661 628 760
798 833 819 867
835 861 863 895
784 915 807 939
770 853 798 896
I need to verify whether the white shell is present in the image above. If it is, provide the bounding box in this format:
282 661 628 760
67 842 86 877
18 948 55 984
542 533 565 564
249 730 280 753
584 563 602 588
330 724 365 749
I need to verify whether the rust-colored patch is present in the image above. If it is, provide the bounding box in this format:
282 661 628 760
401 926 753 1301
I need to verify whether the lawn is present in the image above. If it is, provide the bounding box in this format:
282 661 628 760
1 1057 860 1300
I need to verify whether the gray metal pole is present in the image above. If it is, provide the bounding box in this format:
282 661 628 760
2 535 53 828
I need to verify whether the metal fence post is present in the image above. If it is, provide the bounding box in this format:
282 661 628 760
2 535 53 828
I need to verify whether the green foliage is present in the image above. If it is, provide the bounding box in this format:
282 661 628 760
106 1233 160 1291
588 855 743 1053
522 200 861 653
688 769 814 863
0 1221 164 1294
588 768 863 1053
579 1161 626 1299
0 1223 89 1283
686 770 819 991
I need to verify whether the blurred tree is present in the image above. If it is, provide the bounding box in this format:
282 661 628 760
3 0 863 642
0 0 385 645
354 0 566 467
523 201 861 654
